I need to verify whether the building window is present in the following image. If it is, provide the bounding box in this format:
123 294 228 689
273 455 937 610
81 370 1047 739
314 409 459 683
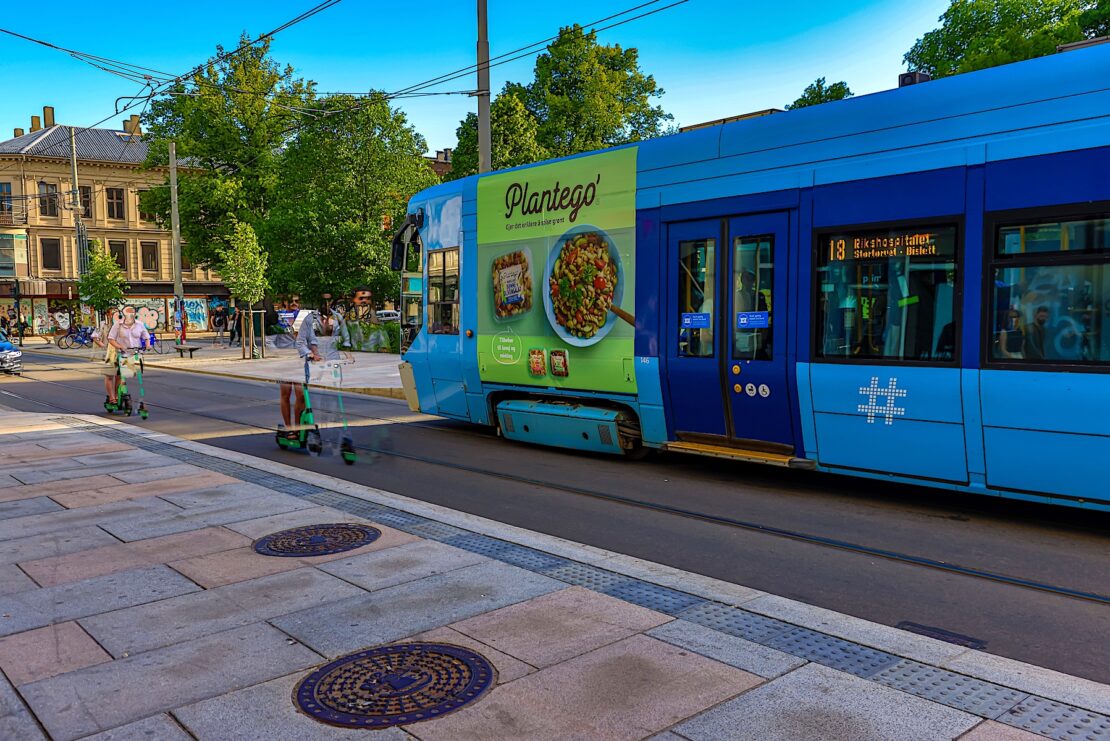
79 186 92 219
816 225 958 362
733 234 773 360
39 183 59 217
41 237 62 271
0 182 11 216
427 248 459 334
989 213 1109 366
181 254 192 271
141 241 159 272
109 240 128 270
677 238 716 357
138 191 155 222
106 188 125 220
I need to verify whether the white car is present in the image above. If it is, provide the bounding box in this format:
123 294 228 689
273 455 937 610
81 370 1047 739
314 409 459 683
376 310 401 322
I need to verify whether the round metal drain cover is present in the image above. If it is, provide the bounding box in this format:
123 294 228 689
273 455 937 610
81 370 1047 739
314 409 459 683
294 642 496 728
253 523 380 557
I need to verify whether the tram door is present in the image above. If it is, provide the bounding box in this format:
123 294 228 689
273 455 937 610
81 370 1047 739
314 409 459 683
668 213 793 449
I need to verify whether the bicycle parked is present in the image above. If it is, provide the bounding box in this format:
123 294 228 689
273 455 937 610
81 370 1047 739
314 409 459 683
55 325 97 350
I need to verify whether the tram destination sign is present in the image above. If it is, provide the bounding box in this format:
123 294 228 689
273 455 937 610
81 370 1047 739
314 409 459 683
823 226 956 264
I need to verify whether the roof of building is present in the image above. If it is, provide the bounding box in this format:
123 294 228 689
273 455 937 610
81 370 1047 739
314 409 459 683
0 125 149 164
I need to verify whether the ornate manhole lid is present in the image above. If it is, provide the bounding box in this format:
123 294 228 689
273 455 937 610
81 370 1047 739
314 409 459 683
253 523 381 557
294 643 496 728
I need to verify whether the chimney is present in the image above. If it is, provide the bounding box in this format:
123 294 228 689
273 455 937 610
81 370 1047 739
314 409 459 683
122 114 142 136
30 116 41 133
43 106 55 127
443 147 452 162
14 128 24 138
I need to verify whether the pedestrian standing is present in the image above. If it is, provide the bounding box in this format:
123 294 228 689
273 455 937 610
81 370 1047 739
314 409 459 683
228 305 241 347
212 304 228 346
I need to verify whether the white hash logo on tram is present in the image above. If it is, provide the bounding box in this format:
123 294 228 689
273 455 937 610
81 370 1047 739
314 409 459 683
857 376 907 425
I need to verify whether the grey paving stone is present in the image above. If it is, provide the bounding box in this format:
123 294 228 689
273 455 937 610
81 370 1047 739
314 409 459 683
81 567 365 657
72 450 172 468
273 559 563 657
318 539 489 591
0 564 38 596
0 565 200 637
0 498 179 542
100 496 313 541
0 474 19 489
648 619 807 679
158 482 285 510
79 714 191 740
0 526 119 566
0 670 46 740
174 672 411 741
673 663 980 741
20 623 322 741
109 463 207 485
10 462 126 485
0 496 64 521
220 506 365 538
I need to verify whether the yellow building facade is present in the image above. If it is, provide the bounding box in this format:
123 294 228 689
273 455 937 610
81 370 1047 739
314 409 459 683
0 106 227 335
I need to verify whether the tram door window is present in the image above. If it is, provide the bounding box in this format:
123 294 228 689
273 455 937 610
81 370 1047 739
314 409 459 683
989 215 1110 365
733 236 772 360
815 226 958 362
427 248 460 335
677 239 716 358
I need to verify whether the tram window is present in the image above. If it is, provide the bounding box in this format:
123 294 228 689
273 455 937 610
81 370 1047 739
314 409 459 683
816 225 958 362
733 236 772 360
427 247 460 335
677 238 716 357
990 214 1110 366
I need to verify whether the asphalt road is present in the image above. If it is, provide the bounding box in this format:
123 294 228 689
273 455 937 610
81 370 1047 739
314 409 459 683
3 350 1109 683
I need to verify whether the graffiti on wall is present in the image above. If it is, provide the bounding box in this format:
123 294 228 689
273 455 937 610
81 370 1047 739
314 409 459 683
183 297 208 331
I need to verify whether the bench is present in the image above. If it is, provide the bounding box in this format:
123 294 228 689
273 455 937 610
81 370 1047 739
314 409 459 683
173 344 204 359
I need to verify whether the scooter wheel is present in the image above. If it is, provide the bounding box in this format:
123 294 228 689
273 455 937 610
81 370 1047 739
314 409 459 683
306 430 323 455
139 410 149 420
341 439 356 465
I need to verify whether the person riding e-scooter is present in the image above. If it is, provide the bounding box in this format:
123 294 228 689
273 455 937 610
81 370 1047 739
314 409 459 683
103 308 150 409
278 302 323 439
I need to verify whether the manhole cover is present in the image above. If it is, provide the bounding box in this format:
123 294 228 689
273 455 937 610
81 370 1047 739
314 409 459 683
294 643 496 728
253 523 381 557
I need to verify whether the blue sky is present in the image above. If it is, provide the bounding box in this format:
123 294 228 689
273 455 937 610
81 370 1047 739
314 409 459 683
0 0 951 154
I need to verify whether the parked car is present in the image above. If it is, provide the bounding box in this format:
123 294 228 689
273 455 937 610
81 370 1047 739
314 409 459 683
376 310 401 322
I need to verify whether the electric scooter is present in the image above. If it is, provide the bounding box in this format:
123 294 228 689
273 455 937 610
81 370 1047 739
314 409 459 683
276 357 323 455
103 349 148 419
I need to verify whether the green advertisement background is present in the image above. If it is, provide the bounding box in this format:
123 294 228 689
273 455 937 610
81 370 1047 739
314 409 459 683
477 148 637 394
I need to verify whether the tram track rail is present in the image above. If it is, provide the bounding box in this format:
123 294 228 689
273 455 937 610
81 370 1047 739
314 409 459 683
6 357 1110 609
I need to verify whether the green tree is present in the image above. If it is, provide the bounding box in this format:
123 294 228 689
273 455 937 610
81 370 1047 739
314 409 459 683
904 0 1104 78
77 240 128 321
449 94 549 179
264 94 438 303
217 220 269 306
141 34 316 266
450 24 672 173
785 77 854 110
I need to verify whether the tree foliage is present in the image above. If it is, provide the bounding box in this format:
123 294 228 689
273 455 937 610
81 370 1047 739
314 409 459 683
263 95 438 304
140 34 315 266
450 24 671 176
905 0 1108 78
785 77 854 110
78 240 128 316
217 221 269 306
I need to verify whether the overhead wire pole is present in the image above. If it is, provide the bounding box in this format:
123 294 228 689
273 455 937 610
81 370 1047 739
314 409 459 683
169 141 185 345
477 0 491 173
69 126 88 275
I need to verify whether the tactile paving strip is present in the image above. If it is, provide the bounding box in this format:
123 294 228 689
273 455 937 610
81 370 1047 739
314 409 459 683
542 563 637 592
765 627 902 679
404 521 469 541
873 659 1028 718
676 602 793 644
1001 696 1110 741
603 580 706 615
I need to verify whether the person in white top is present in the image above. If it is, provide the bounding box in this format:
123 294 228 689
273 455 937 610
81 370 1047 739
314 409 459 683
103 309 150 406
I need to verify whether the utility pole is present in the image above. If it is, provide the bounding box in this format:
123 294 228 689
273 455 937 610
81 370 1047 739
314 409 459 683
477 0 491 173
168 141 185 345
69 126 89 275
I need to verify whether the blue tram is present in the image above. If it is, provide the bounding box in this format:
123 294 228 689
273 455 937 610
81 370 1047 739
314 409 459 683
395 43 1110 511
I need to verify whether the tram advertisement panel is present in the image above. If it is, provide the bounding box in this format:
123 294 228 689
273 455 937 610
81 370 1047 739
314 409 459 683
477 148 637 394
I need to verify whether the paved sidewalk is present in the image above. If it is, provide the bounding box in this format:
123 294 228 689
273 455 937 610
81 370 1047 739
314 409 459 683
23 343 404 396
0 412 1107 740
